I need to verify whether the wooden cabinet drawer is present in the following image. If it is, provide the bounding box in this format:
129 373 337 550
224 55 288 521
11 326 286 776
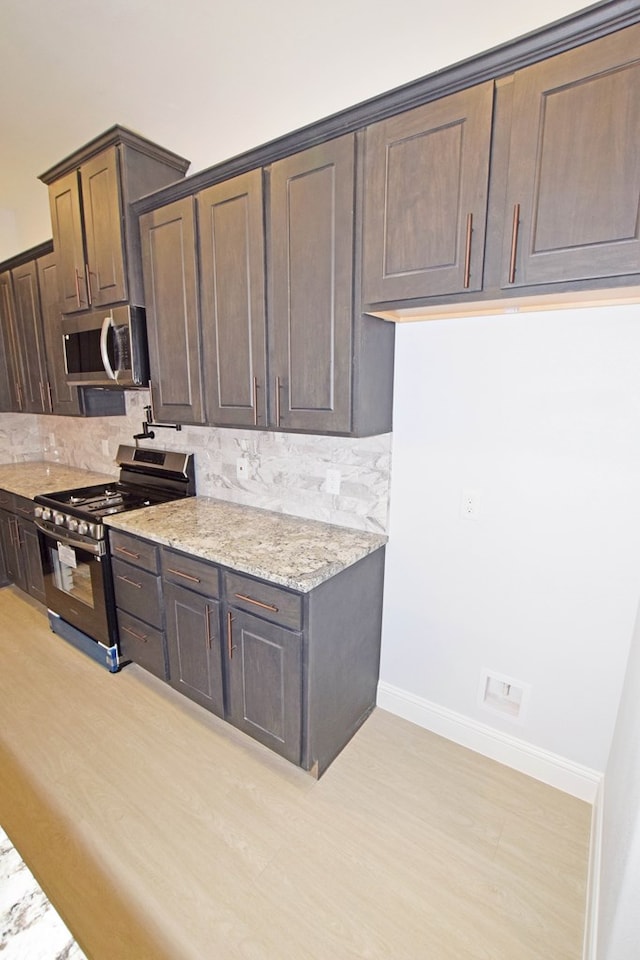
224 570 302 631
162 549 220 599
117 610 167 680
112 557 163 629
12 494 33 519
109 530 159 573
0 490 15 512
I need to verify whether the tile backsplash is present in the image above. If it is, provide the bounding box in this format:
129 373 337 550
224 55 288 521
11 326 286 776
0 391 391 533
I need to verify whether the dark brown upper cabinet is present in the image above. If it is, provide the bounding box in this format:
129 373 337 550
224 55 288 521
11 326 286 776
139 197 206 425
0 271 20 411
197 170 268 428
37 251 82 416
268 135 356 434
10 258 51 413
501 23 640 289
362 81 495 305
39 126 190 314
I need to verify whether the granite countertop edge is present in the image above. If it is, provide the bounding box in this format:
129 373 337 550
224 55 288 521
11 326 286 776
105 496 387 593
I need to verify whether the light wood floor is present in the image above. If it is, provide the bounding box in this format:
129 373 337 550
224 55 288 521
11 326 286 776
0 586 591 960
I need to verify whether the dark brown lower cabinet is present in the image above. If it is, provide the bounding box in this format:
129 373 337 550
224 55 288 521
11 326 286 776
164 581 224 719
108 528 385 776
0 497 45 603
225 608 302 765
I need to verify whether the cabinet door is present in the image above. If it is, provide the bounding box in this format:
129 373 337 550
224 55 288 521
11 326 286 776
198 170 268 427
362 81 494 303
140 198 206 424
48 170 89 312
503 24 640 287
11 260 51 413
81 147 127 307
164 581 224 717
0 510 20 584
225 608 302 764
269 135 355 434
19 519 46 604
37 252 82 416
0 272 20 410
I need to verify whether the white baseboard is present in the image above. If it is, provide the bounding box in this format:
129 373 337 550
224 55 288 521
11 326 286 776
582 779 603 959
377 680 602 802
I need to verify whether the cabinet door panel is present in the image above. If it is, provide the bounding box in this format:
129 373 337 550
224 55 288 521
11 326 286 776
0 272 20 410
140 198 205 424
81 148 127 306
199 170 268 427
362 81 494 302
48 170 88 312
269 136 354 433
11 261 50 413
20 519 45 604
165 582 223 716
225 609 302 764
503 23 640 287
37 252 81 416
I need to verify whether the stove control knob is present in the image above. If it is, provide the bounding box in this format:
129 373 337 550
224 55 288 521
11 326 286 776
34 506 43 519
53 512 64 526
77 521 89 536
41 508 51 521
67 518 79 532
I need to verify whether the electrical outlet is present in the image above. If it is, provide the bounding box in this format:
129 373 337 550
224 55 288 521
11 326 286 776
236 458 249 480
325 468 341 495
478 668 530 722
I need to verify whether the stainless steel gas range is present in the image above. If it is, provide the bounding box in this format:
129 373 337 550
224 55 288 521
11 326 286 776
33 445 195 671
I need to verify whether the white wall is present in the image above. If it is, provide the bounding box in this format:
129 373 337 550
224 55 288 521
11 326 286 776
598 592 640 959
380 306 640 777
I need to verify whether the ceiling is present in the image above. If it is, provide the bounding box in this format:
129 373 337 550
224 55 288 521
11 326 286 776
0 0 589 254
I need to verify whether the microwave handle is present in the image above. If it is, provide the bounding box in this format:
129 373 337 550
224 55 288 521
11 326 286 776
100 314 117 381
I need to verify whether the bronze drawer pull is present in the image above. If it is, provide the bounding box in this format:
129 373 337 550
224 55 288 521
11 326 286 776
123 625 148 642
166 567 201 584
117 574 142 589
463 212 473 289
234 593 279 613
508 203 520 284
116 546 141 559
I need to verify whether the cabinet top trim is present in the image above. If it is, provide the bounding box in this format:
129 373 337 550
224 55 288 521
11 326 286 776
38 124 191 185
132 0 640 214
0 240 53 273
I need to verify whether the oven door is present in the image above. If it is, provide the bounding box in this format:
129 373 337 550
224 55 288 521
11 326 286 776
36 523 118 650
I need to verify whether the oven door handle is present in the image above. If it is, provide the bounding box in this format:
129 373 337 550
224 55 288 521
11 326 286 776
100 313 117 382
34 518 105 557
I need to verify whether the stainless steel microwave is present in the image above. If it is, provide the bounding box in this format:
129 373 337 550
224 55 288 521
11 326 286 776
62 305 150 388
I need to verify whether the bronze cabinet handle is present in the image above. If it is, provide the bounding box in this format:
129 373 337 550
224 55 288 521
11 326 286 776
227 610 234 659
508 203 520 284
205 604 212 650
115 545 141 560
117 574 142 589
463 212 473 289
275 376 282 427
122 625 148 642
253 376 259 427
166 567 201 584
234 592 278 613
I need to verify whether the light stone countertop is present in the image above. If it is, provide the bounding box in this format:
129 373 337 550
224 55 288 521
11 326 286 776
0 461 116 500
105 496 387 592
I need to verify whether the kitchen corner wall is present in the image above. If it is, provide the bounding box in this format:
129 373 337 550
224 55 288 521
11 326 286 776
0 392 391 534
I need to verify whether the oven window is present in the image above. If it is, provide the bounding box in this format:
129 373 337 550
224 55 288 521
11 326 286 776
52 543 96 609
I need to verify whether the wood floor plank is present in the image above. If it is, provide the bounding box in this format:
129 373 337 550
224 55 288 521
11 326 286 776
0 586 590 959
